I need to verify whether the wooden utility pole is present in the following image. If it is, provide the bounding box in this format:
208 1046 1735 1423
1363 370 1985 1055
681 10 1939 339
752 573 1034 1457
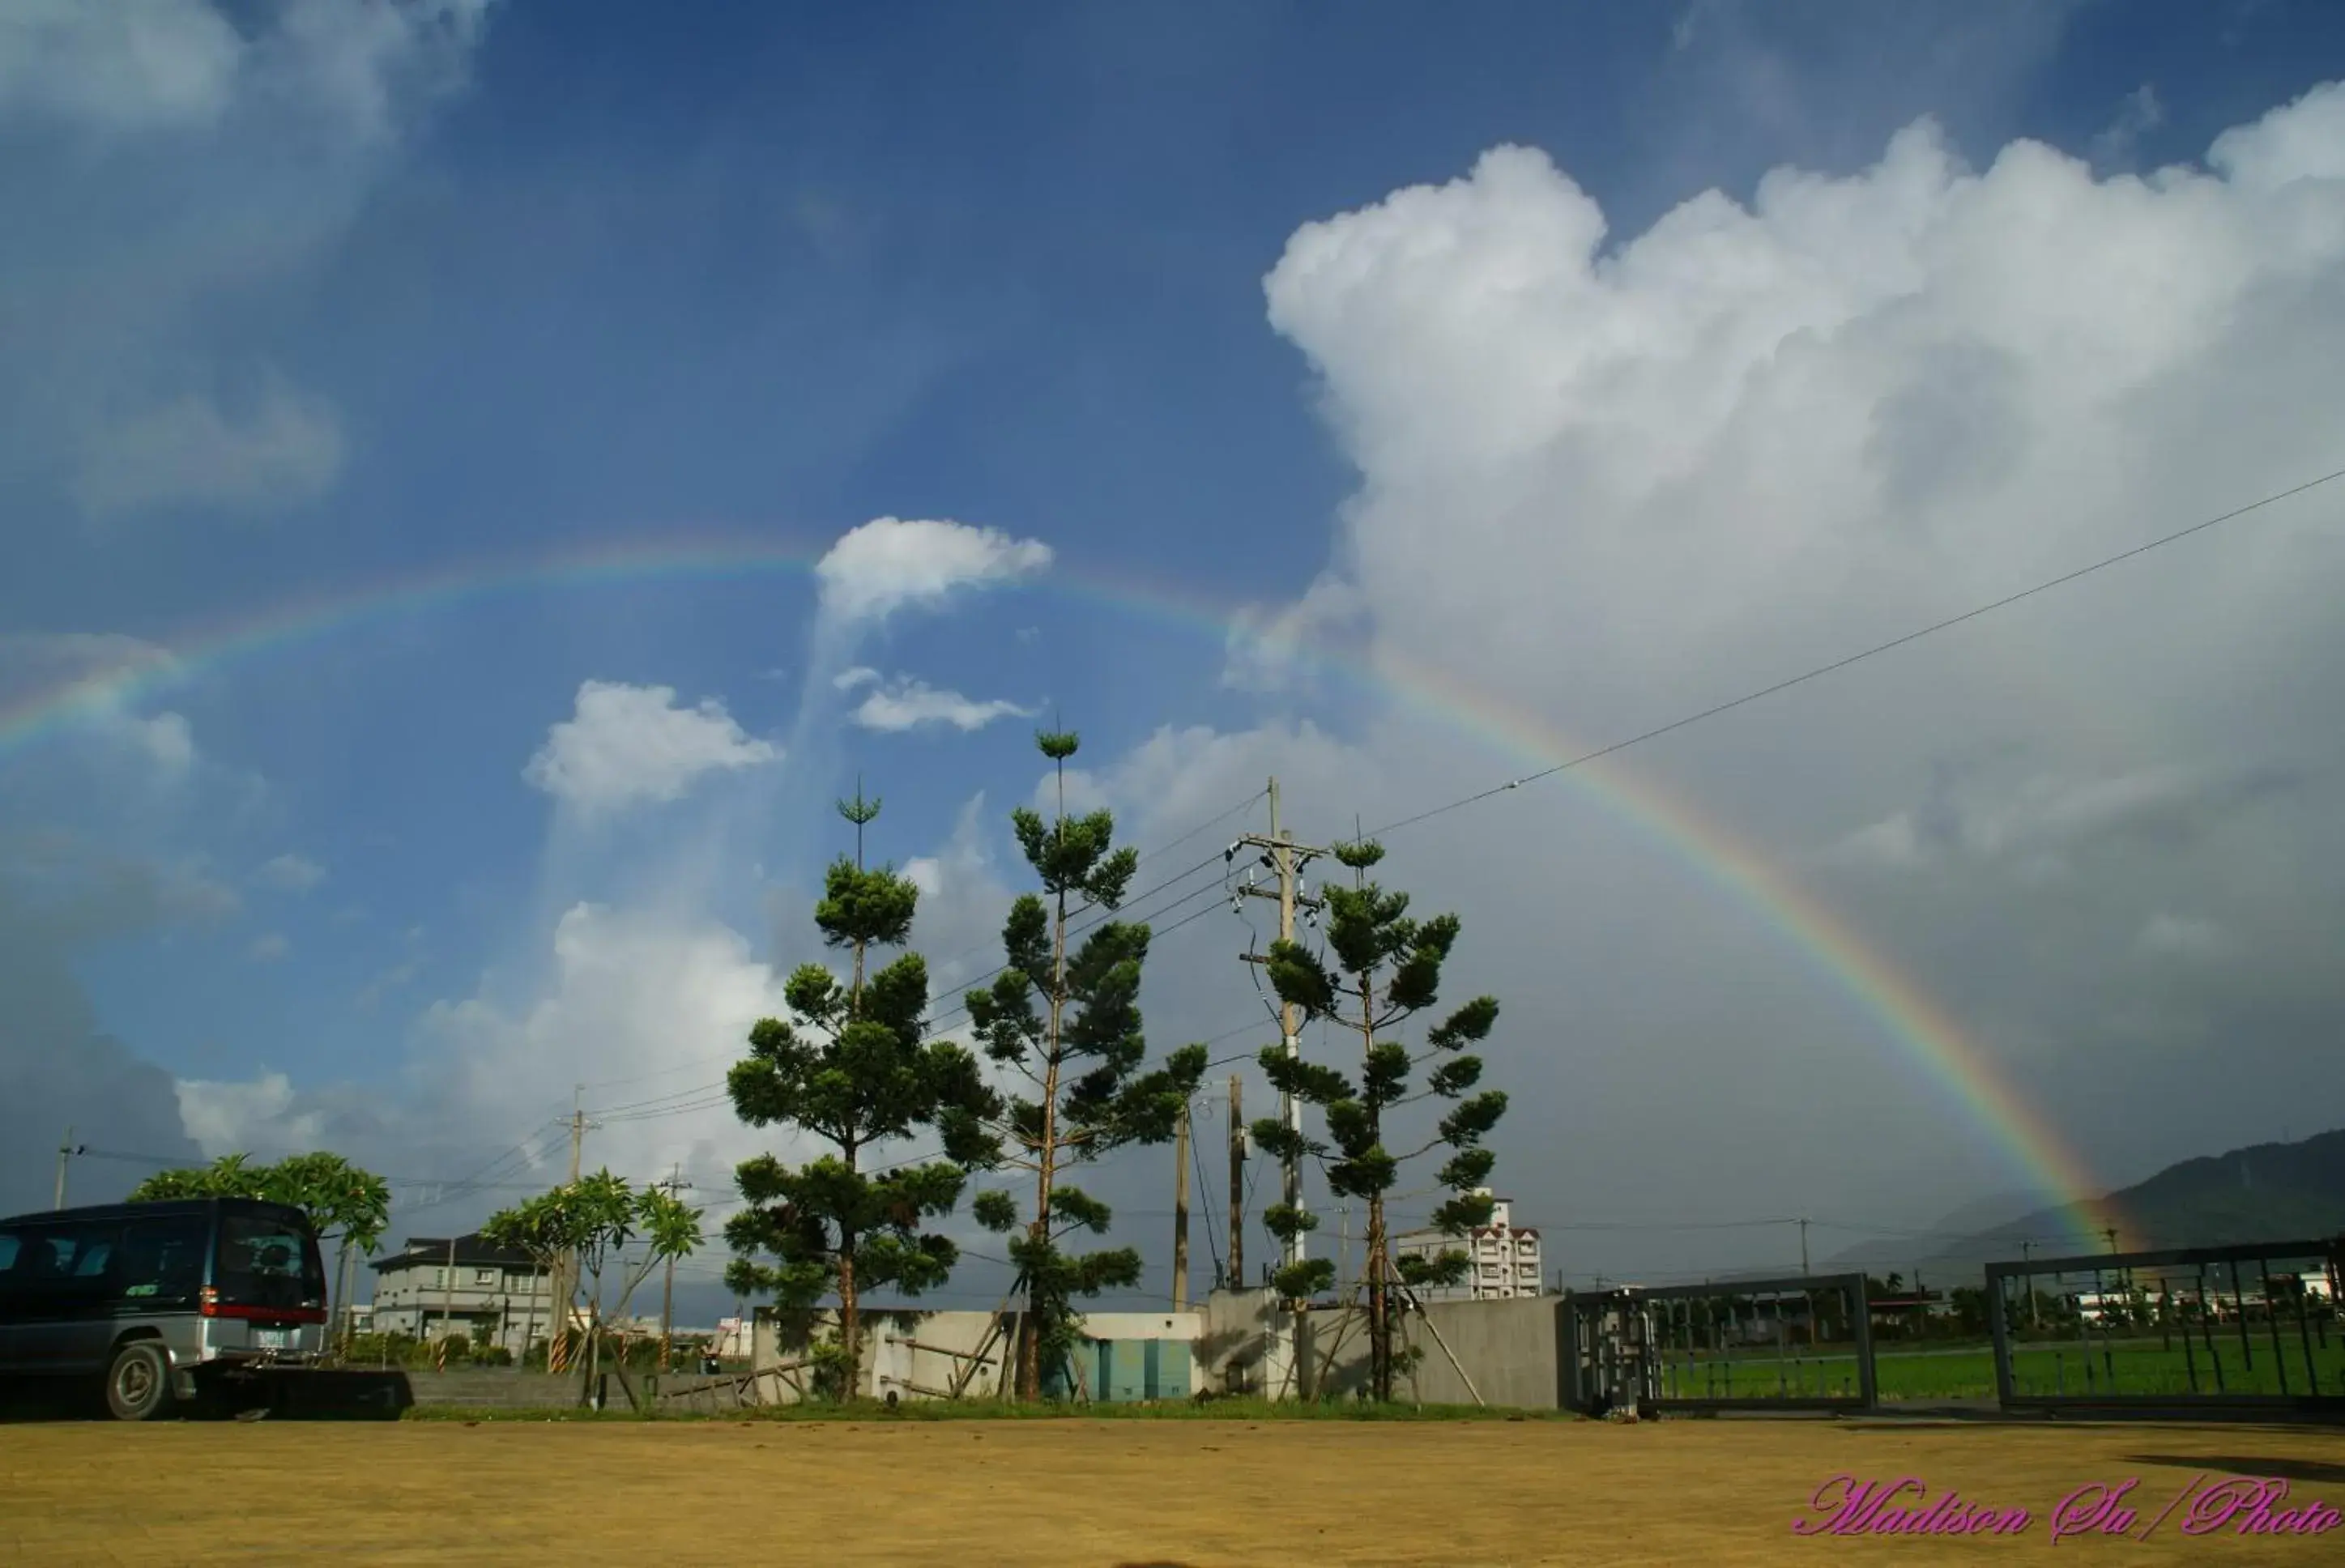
1234 778 1325 1285
658 1165 693 1373
1798 1218 1810 1276
437 1235 458 1367
54 1126 81 1210
1171 1100 1192 1310
549 1087 593 1370
1227 1076 1245 1288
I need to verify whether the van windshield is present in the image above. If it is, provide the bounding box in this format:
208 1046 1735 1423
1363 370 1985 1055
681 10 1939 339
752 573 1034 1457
214 1212 326 1310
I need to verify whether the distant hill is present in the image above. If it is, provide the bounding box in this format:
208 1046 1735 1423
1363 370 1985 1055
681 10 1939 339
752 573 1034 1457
1822 1128 2345 1284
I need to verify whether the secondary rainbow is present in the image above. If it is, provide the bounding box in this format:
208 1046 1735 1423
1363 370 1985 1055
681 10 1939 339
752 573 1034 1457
0 532 2118 1251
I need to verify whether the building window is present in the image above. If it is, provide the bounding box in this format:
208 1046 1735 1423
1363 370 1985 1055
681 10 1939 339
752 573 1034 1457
474 1268 497 1286
433 1267 448 1288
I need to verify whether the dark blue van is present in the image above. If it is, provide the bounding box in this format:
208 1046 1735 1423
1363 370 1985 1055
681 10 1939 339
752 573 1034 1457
0 1197 328 1419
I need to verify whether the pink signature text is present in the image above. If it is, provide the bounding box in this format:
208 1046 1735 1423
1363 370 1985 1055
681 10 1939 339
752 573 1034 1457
1795 1473 2343 1540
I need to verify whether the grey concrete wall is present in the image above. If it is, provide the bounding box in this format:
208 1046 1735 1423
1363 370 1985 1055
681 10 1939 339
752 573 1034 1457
1198 1288 1281 1395
750 1306 1206 1403
402 1370 580 1408
1405 1296 1564 1408
1296 1305 1371 1401
1286 1297 1564 1408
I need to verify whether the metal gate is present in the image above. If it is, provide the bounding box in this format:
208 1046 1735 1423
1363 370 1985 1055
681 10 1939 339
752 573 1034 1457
1988 1237 2345 1418
1566 1273 1876 1415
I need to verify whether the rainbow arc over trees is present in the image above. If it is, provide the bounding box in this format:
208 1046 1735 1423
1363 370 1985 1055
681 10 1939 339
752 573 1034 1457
0 533 2118 1250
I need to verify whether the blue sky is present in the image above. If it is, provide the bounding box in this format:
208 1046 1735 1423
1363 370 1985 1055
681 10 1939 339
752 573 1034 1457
6 1 2345 1309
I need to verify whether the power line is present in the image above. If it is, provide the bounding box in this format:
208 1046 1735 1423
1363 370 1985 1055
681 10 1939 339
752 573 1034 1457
918 850 1242 1042
1363 465 2345 842
919 787 1265 978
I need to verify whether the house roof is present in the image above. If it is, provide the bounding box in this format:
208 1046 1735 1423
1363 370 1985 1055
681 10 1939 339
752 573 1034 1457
369 1234 542 1273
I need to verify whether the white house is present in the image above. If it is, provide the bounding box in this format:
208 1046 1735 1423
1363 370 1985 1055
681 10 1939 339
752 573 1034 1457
368 1234 556 1356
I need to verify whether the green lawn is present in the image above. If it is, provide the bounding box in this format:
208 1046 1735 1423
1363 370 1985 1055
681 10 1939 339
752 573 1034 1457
1656 1332 2345 1402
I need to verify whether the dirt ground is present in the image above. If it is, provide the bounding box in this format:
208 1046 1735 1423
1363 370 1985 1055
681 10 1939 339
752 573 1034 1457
6 1416 2345 1566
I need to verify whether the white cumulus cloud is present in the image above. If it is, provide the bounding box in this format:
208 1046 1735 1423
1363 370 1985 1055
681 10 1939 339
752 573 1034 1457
247 932 288 963
814 517 1052 627
846 674 1037 734
523 680 779 817
175 1070 321 1159
1081 77 2345 1245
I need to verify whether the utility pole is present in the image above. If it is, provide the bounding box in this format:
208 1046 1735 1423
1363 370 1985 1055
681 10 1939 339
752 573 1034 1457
1232 777 1325 1285
1798 1218 1810 1276
53 1127 84 1210
1171 1100 1191 1311
550 1086 596 1370
658 1165 693 1373
1227 1075 1244 1289
437 1235 458 1366
2020 1241 2040 1330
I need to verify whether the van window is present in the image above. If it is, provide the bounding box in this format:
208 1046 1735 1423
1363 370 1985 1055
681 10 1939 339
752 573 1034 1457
215 1211 326 1310
113 1214 210 1305
0 1231 17 1272
0 1222 117 1317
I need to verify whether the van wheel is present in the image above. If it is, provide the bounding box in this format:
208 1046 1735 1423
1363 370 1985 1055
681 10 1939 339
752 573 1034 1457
105 1342 175 1421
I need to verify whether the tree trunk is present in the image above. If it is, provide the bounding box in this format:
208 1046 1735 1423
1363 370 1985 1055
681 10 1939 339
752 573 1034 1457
1366 1196 1390 1401
1021 884 1072 1402
582 1301 601 1407
838 1238 860 1401
1358 968 1390 1401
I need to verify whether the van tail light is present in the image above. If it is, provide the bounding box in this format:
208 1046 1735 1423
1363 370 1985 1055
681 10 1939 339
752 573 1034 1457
198 1287 326 1324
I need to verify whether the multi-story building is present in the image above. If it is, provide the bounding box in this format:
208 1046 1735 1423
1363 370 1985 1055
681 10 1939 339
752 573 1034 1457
367 1234 557 1356
1392 1191 1543 1302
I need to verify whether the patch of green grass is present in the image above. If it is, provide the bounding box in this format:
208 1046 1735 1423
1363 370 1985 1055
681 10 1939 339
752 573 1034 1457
1656 1336 2345 1402
403 1395 1575 1424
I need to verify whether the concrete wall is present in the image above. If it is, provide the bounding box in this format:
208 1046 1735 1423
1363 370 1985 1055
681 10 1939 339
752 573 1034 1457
1289 1296 1564 1408
402 1370 579 1408
399 1295 1567 1410
1297 1305 1371 1401
749 1306 1203 1404
1407 1296 1564 1408
1199 1288 1292 1396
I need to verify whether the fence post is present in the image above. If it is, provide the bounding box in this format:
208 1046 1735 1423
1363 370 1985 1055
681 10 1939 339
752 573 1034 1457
1986 1267 2015 1410
1853 1276 1878 1410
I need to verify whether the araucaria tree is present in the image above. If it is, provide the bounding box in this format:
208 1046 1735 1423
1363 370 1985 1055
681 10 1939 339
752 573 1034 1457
964 729 1207 1401
1252 837 1504 1402
724 784 999 1400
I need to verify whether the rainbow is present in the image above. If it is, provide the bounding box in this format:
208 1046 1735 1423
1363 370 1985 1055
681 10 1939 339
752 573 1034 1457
0 532 2117 1251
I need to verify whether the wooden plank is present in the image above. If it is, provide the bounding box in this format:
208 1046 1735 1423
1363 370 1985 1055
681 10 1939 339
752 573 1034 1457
898 1338 998 1365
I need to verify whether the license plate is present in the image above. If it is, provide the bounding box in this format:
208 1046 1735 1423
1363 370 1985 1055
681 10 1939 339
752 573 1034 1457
254 1327 293 1349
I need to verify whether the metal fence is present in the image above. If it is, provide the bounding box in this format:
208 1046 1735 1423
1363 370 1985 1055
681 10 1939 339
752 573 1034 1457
1565 1273 1877 1415
1987 1237 2345 1418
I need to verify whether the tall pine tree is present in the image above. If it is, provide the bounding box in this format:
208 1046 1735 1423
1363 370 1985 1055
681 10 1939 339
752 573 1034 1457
964 729 1208 1400
1252 837 1504 1402
725 784 998 1398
